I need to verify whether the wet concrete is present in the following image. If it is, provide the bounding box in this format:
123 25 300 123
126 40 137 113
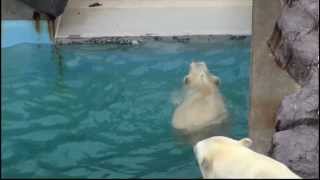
249 0 299 154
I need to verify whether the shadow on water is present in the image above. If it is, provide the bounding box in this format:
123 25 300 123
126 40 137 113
52 45 66 90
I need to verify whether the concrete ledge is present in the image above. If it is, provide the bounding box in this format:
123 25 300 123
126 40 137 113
56 0 252 40
55 34 249 45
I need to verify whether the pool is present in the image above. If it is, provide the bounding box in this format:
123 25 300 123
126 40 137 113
1 37 251 178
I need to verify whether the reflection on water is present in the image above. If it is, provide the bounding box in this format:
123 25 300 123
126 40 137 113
52 45 65 88
1 38 250 178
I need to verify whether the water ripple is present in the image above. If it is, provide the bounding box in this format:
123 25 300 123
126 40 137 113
2 39 250 178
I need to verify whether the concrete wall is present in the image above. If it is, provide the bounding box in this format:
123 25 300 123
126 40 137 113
249 0 299 155
56 0 252 39
2 0 252 45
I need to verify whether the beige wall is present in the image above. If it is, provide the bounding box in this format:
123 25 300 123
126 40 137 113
56 0 252 38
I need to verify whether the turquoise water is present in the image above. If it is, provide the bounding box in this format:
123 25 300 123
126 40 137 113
1 20 52 48
1 38 251 178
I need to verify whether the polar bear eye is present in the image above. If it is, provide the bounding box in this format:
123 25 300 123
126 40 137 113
184 76 190 84
200 158 212 174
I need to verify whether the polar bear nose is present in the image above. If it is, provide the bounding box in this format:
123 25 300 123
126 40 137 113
184 77 189 84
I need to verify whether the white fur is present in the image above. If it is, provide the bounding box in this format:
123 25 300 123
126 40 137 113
172 61 227 132
194 136 302 179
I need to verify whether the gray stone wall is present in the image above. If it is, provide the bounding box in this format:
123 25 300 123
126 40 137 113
1 0 34 20
1 0 68 20
268 0 319 178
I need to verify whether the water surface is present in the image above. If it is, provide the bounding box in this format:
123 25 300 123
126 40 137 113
1 38 251 178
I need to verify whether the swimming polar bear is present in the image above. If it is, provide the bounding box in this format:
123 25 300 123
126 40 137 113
172 61 228 133
193 136 301 179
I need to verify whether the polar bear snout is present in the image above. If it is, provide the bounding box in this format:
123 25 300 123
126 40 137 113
184 76 190 85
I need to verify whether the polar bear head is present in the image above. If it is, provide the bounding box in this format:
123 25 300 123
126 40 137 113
193 136 252 178
183 61 220 91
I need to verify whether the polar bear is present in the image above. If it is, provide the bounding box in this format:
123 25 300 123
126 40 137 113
193 136 301 179
172 61 227 133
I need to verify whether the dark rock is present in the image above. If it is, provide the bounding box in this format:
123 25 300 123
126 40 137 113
286 31 319 85
298 0 319 24
271 124 319 178
277 2 315 41
2 0 35 20
274 2 319 85
268 0 319 178
229 35 247 40
276 69 319 131
153 36 161 41
172 36 190 43
20 0 69 18
88 2 102 8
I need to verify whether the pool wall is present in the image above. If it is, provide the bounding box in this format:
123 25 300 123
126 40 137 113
2 0 252 46
56 0 252 42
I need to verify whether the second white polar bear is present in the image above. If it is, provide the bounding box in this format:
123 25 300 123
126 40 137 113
194 136 301 179
172 61 227 133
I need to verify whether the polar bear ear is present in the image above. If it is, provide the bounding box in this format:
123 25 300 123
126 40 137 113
191 60 197 65
239 138 252 147
190 61 195 69
200 62 209 71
